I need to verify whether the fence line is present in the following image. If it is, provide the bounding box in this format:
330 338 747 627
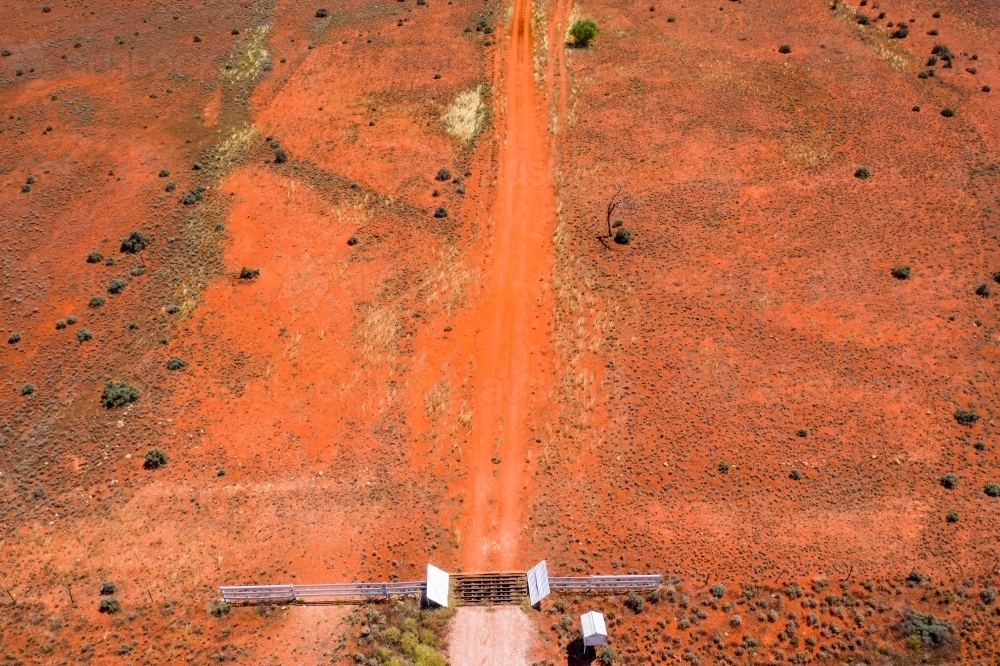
220 581 426 604
548 574 663 592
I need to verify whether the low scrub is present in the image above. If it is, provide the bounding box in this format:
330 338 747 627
345 597 453 666
896 609 951 648
144 448 167 469
120 231 149 253
102 381 139 408
570 19 598 46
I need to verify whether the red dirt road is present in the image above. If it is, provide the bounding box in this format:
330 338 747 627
459 0 557 572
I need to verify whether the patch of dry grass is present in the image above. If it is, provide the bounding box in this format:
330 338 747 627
441 86 488 145
357 301 402 363
223 25 271 82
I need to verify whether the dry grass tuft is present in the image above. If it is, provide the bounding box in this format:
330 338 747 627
418 247 476 316
357 301 402 363
425 380 451 421
223 25 271 82
214 124 259 169
441 86 488 145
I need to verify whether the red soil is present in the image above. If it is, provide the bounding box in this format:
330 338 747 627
2 0 1000 664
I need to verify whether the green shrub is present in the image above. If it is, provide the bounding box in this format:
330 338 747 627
975 283 991 297
433 207 448 218
77 329 92 343
710 583 726 598
891 265 911 279
854 167 870 179
99 598 121 613
778 44 791 54
940 473 958 489
55 319 66 329
980 588 996 604
88 295 105 308
625 591 644 612
86 251 103 263
315 8 328 18
789 469 802 481
892 24 909 38
856 14 870 24
435 168 451 181
906 569 926 584
181 185 205 205
166 304 180 314
570 19 599 46
210 600 231 617
413 644 446 666
67 315 78 325
347 235 358 246
100 581 116 595
954 409 979 426
21 383 34 396
941 107 955 117
108 278 127 294
167 357 186 370
597 645 618 666
796 428 808 437
165 181 176 192
614 228 632 245
718 460 730 473
946 510 959 523
102 381 139 408
120 231 149 253
985 483 1000 497
239 267 260 280
8 332 21 344
274 148 288 164
144 448 167 469
897 609 950 646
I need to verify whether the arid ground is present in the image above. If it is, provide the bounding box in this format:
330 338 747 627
2 0 1000 664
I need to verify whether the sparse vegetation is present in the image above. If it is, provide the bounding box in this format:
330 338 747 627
570 19 599 47
597 645 617 665
144 448 167 469
167 357 186 370
435 168 451 181
975 283 990 297
710 583 726 598
98 597 121 614
21 383 34 396
86 251 103 263
55 319 66 329
433 207 448 218
8 332 20 344
315 8 328 18
954 409 979 426
120 230 149 253
941 107 955 117
896 609 951 647
102 381 139 408
891 265 911 279
892 24 909 38
985 482 1000 497
89 295 105 308
946 510 958 523
100 581 116 595
347 235 359 246
940 473 958 489
778 44 791 54
77 329 92 343
625 591 644 612
210 600 231 617
981 588 996 604
274 148 288 164
854 167 870 179
239 267 260 280
789 469 802 481
613 227 632 245
108 278 127 294
718 460 730 473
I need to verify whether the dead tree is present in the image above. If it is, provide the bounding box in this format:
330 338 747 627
604 184 635 238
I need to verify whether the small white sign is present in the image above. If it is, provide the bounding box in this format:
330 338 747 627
426 564 450 608
526 560 550 605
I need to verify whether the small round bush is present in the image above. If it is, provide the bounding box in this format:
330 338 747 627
315 8 328 18
796 428 808 437
710 583 726 598
975 283 991 297
433 207 448 218
614 228 632 245
102 381 139 408
946 510 959 523
274 148 288 164
730 614 742 626
105 256 115 266
120 231 150 253
941 107 955 117
891 265 911 279
144 448 168 469
166 304 180 314
21 383 34 396
108 278 127 294
166 357 186 370
981 588 997 604
76 329 92 343
985 482 1000 498
165 181 176 192
854 167 870 179
99 598 121 614
892 24 909 38
100 581 116 595
789 469 802 481
778 44 791 54
8 332 21 344
86 251 103 263
239 267 260 280
89 295 105 308
624 591 644 613
347 235 359 246
974 440 986 451
67 314 78 325
158 169 169 177
435 168 451 181
55 319 67 329
718 460 730 473
940 473 958 489
955 409 979 426
570 19 599 46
